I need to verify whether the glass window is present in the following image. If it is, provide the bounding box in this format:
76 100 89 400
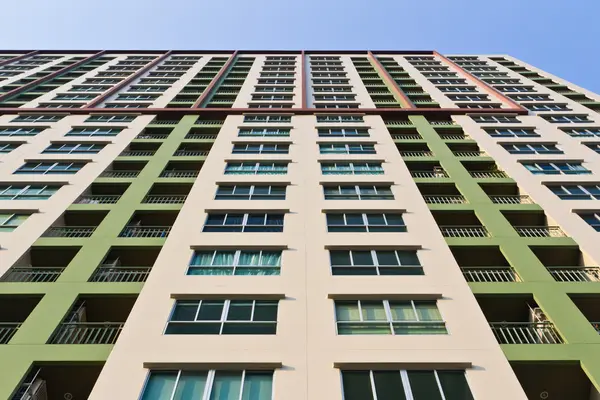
238 128 290 137
318 128 369 137
0 143 19 153
243 115 292 123
15 162 85 174
0 213 29 232
561 128 600 137
319 143 375 154
580 213 600 231
0 127 43 137
549 184 600 200
323 185 394 200
544 115 592 123
0 185 59 200
232 144 289 154
316 115 363 123
523 162 590 175
335 300 445 335
165 300 278 335
502 143 562 154
43 143 105 154
66 128 122 137
225 162 288 175
321 162 383 175
330 249 421 275
326 213 406 233
472 115 519 123
215 185 286 200
486 128 539 137
188 250 282 275
12 115 63 123
141 370 273 400
203 213 284 232
85 115 136 123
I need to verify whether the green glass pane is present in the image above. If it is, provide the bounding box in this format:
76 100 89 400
415 302 442 321
373 371 407 400
341 371 374 400
408 371 443 400
141 372 177 400
241 372 273 400
173 371 207 400
437 371 474 400
361 301 387 321
336 302 360 321
389 302 416 321
209 371 242 400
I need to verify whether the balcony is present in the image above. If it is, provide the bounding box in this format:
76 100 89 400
407 162 449 179
135 127 172 139
142 183 191 204
463 161 509 179
49 295 136 344
1 247 80 283
90 246 159 282
173 143 211 157
185 128 218 140
396 143 433 158
119 142 160 157
448 143 487 158
0 295 42 344
511 362 599 400
418 183 467 204
570 295 600 334
451 246 519 282
479 183 534 205
41 211 108 238
433 211 490 238
75 182 130 205
477 295 563 344
99 161 147 179
159 161 202 179
502 211 567 238
530 246 599 282
118 211 176 238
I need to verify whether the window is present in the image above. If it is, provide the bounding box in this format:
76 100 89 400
316 115 364 123
438 86 478 92
115 94 158 101
313 86 352 92
549 184 600 200
312 79 349 84
0 127 42 137
321 162 383 175
104 103 150 108
127 86 170 93
43 143 105 154
243 115 291 123
508 94 549 101
318 128 369 137
496 86 535 93
319 143 375 154
327 213 405 233
238 128 290 137
447 95 489 101
85 115 136 123
314 94 356 101
526 103 571 112
12 115 62 123
37 102 85 109
580 213 600 231
458 103 502 109
232 143 289 154
256 79 294 85
203 213 284 232
250 94 293 101
585 143 600 154
543 115 592 123
561 128 600 137
0 185 58 200
53 94 96 101
523 162 591 175
485 128 539 137
315 103 359 109
330 249 421 275
215 185 285 200
165 300 278 335
502 143 562 154
15 162 85 174
188 250 281 275
225 162 288 175
0 143 19 153
341 370 474 400
0 213 29 232
472 115 519 123
335 300 446 335
248 103 294 109
429 79 468 85
324 185 394 200
66 127 122 137
254 86 294 93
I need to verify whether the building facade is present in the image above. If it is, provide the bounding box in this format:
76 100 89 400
0 50 598 400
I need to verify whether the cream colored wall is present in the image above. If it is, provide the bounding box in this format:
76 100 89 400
89 111 527 399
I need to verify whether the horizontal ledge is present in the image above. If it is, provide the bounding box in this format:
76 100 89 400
231 140 294 145
170 293 286 300
334 361 472 370
203 208 291 213
143 362 283 370
190 244 289 251
319 181 396 186
328 293 442 300
316 140 378 144
321 208 407 213
214 181 292 186
224 159 293 163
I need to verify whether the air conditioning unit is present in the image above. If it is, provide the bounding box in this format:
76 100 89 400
23 379 47 400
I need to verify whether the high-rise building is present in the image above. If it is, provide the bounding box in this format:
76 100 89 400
0 50 599 400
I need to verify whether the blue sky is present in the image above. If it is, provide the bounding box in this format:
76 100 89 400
5 0 600 92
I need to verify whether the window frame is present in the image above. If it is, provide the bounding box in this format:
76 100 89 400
215 185 286 200
187 249 282 275
203 213 285 232
224 162 288 175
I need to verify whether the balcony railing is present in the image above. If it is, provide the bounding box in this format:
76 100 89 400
410 170 449 178
100 170 140 178
149 120 179 125
75 195 121 204
159 170 199 178
548 267 600 282
0 267 64 282
185 134 217 140
429 121 457 126
42 227 96 238
50 322 124 344
142 195 187 204
469 171 509 178
439 134 471 140
461 267 520 282
119 226 171 238
89 266 151 282
399 151 434 157
490 322 563 344
440 226 490 238
489 195 534 204
120 150 156 157
515 226 566 238
173 150 209 156
452 151 486 157
0 323 20 344
422 195 467 204
391 134 423 140
136 133 169 139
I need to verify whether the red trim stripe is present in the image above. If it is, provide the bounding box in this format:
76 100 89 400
191 51 238 108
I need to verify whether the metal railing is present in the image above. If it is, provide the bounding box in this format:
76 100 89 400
439 134 471 140
452 151 486 157
119 226 171 238
461 267 520 282
100 170 140 178
120 150 155 157
0 267 64 282
399 151 433 157
469 171 509 178
142 195 187 204
173 150 209 156
515 226 566 238
391 134 423 140
430 121 458 126
548 267 600 282
185 134 217 140
159 170 199 178
76 195 121 204
90 267 151 282
440 226 490 238
136 133 168 139
149 120 179 125
490 322 563 344
42 227 95 238
489 195 534 204
410 170 449 178
50 322 124 344
423 195 467 204
386 120 414 126
0 323 20 344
